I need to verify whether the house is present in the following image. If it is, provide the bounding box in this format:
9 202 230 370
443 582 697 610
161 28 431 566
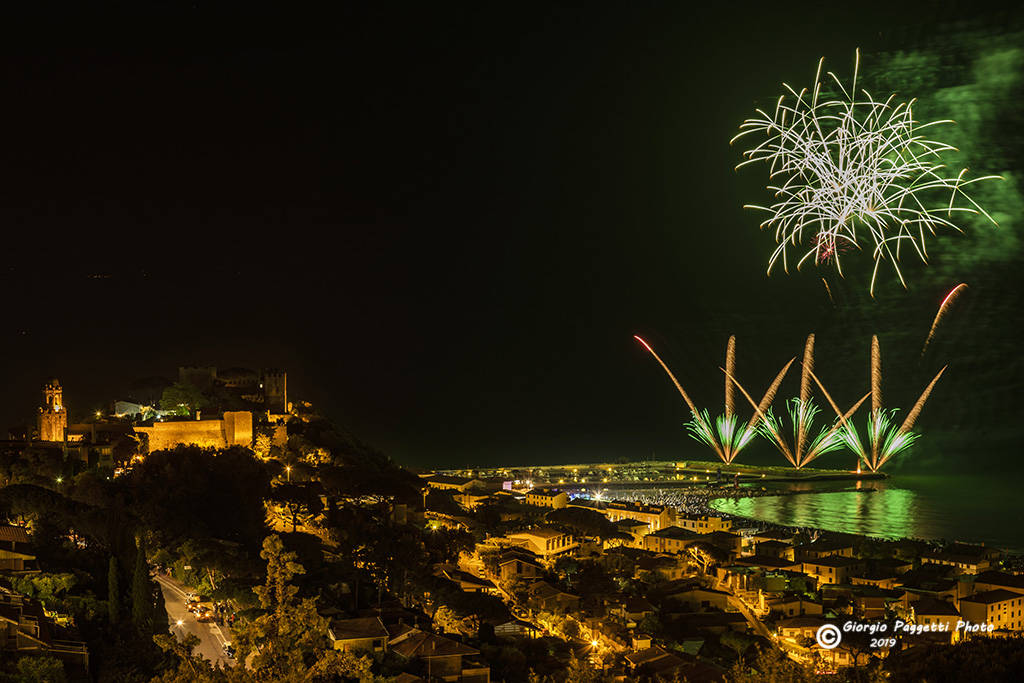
922 543 999 575
440 568 498 594
635 553 687 582
766 593 823 618
525 581 580 614
898 566 962 603
505 527 577 560
608 596 655 625
454 490 494 510
426 475 488 493
388 624 490 683
328 616 388 653
959 590 1024 633
0 525 37 573
802 556 862 585
777 616 828 641
849 586 907 619
911 599 961 642
793 540 854 561
755 540 794 561
971 570 1024 596
609 519 651 548
732 555 801 572
749 528 796 545
490 616 538 638
497 555 544 583
676 513 733 534
699 531 743 557
0 586 89 672
605 501 675 532
666 586 732 612
850 559 911 590
642 526 702 554
624 646 725 682
716 565 764 594
525 489 567 509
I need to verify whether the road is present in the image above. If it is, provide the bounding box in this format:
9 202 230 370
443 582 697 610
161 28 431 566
156 573 234 667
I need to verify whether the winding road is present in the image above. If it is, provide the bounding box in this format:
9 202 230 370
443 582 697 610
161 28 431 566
156 573 234 667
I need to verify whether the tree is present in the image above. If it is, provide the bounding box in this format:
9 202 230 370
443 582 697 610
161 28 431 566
159 382 208 416
233 535 372 682
545 507 630 544
108 556 120 624
268 483 324 533
11 656 67 683
132 534 153 632
129 446 271 551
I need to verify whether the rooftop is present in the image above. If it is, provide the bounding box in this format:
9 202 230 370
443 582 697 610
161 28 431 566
961 589 1021 605
0 525 30 544
508 526 567 540
329 617 388 641
649 526 701 541
912 599 961 617
388 624 479 658
804 556 861 568
527 489 565 498
973 571 1024 590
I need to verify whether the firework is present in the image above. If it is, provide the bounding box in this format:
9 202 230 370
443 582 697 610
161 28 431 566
635 335 793 464
920 283 968 356
732 49 999 295
812 336 947 472
821 278 834 304
727 334 868 469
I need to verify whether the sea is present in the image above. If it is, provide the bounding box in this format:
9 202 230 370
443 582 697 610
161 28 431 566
708 474 1024 554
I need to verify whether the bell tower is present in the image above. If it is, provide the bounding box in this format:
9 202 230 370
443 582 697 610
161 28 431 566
38 378 68 442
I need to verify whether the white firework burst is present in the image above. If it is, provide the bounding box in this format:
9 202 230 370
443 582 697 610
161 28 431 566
731 49 999 295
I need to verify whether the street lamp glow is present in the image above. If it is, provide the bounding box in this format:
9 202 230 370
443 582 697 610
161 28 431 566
176 619 184 627
591 640 599 647
55 476 63 484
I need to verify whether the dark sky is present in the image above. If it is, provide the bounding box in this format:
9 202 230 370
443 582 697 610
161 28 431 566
2 3 1021 471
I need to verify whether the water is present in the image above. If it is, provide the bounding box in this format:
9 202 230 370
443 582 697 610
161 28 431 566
708 474 1024 554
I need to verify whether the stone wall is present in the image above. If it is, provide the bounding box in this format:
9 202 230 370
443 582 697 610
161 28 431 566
135 411 253 452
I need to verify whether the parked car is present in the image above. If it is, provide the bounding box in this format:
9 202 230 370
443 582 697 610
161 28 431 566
222 643 236 659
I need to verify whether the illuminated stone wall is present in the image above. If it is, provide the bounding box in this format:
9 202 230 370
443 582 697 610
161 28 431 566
135 411 253 452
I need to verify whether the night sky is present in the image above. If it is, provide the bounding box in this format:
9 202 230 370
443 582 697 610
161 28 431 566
2 4 1021 471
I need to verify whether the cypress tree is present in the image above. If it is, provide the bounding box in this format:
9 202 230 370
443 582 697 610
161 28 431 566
107 556 120 624
132 534 152 632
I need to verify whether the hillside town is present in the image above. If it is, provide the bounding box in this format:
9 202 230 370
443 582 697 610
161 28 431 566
2 374 1023 682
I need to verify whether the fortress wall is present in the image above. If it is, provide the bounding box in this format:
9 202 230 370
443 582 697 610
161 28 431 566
136 411 254 452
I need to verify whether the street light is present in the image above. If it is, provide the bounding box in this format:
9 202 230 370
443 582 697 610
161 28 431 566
285 466 291 482
55 476 63 484
176 619 184 627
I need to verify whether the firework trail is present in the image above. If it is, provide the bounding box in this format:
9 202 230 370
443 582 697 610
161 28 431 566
821 278 834 305
920 284 968 356
725 336 736 417
728 334 867 469
732 49 999 295
871 335 882 414
901 365 947 432
812 336 946 472
635 335 792 464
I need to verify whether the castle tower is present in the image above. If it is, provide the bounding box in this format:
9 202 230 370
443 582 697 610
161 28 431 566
38 378 68 442
262 369 288 415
